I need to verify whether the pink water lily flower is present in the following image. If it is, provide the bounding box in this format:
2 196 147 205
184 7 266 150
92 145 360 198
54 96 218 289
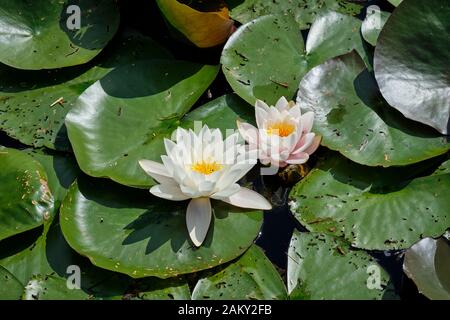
139 125 271 247
237 96 321 168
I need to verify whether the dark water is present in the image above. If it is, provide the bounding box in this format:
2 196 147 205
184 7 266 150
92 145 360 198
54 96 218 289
0 0 425 300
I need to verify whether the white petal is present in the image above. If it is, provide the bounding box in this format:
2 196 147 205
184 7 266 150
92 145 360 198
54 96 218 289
139 159 175 185
289 104 301 120
138 159 170 177
216 162 254 189
198 180 216 195
180 184 199 198
150 184 190 201
221 187 272 210
268 106 280 121
255 103 269 128
211 183 241 199
186 198 212 247
237 121 258 144
275 96 289 110
175 127 189 143
255 99 270 112
164 138 177 155
161 155 185 183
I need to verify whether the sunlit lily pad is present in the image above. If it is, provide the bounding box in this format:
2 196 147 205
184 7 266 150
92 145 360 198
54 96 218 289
0 0 119 70
297 51 449 167
0 148 54 241
361 7 389 46
192 245 287 300
22 275 91 300
374 0 450 134
0 30 172 151
403 237 450 300
226 0 363 29
60 175 263 279
25 149 80 206
289 152 450 250
288 231 396 299
221 12 368 105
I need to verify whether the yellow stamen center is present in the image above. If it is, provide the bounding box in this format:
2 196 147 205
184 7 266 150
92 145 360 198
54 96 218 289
191 161 223 175
266 121 295 137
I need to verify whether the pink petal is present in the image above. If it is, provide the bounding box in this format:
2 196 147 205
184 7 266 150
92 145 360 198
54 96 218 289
286 152 309 165
292 133 315 154
301 111 314 133
304 135 321 155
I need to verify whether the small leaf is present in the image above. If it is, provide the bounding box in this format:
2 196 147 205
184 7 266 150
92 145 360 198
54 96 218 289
403 237 450 300
0 148 54 241
156 0 234 48
361 6 389 46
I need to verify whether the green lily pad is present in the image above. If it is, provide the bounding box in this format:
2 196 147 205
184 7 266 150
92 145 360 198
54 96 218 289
22 274 91 300
221 11 369 105
60 175 263 279
66 85 255 189
0 30 172 151
288 231 396 299
20 271 191 300
297 51 449 167
361 6 389 46
0 148 54 241
0 216 191 299
226 0 363 29
0 266 23 300
125 277 191 300
192 245 287 300
374 0 450 134
0 218 124 298
403 237 450 300
289 153 450 250
0 0 119 70
26 149 80 206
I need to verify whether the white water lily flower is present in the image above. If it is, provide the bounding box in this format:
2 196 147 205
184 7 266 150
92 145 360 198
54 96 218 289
237 96 321 168
139 125 271 247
